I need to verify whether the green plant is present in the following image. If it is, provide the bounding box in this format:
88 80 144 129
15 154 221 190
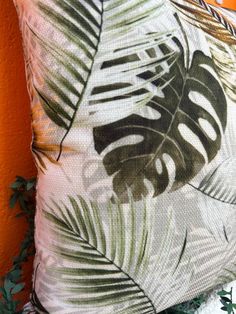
218 288 236 314
0 176 36 314
162 288 236 314
159 294 207 314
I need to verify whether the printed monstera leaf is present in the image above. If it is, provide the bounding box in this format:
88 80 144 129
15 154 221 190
171 0 236 101
25 0 227 197
93 37 227 202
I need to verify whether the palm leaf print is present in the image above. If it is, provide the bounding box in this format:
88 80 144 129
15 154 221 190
31 100 75 173
33 193 234 313
93 29 227 202
24 56 59 173
27 0 170 161
170 2 236 101
207 38 236 102
37 193 193 313
219 264 236 284
41 193 157 313
189 158 236 205
171 0 236 44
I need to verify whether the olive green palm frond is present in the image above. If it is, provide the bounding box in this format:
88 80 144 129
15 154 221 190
219 264 236 284
34 192 231 313
208 38 236 101
189 158 236 205
41 193 156 313
31 95 76 173
38 192 195 313
216 232 236 284
171 0 236 44
26 0 176 162
181 3 236 102
22 45 77 172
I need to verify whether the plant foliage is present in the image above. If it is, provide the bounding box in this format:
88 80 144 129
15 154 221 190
0 176 36 314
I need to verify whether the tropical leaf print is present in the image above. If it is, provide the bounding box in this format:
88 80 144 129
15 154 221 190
41 193 156 313
171 2 236 101
171 0 236 44
38 193 192 313
207 38 236 102
27 0 172 161
218 264 236 284
189 158 236 205
31 100 75 173
13 1 236 312
33 193 236 313
31 0 104 161
93 34 227 202
16 7 77 172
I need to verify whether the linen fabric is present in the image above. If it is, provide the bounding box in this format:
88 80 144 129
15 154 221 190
13 0 236 313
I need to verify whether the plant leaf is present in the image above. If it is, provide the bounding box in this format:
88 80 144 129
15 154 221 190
94 36 227 202
207 38 236 102
11 283 25 295
221 297 232 303
218 290 231 296
27 0 176 163
9 193 19 209
37 193 195 313
170 0 236 44
191 158 236 204
221 306 228 311
41 194 156 313
227 303 233 314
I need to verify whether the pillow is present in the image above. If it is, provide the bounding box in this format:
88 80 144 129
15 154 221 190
13 0 236 313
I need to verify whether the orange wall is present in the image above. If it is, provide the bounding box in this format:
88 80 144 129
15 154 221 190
0 0 36 308
206 0 236 10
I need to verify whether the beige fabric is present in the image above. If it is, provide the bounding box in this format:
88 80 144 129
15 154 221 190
13 0 236 313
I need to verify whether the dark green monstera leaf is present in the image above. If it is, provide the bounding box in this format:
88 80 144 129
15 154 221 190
93 38 227 202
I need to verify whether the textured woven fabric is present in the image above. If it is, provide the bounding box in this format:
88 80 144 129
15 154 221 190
13 0 236 313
